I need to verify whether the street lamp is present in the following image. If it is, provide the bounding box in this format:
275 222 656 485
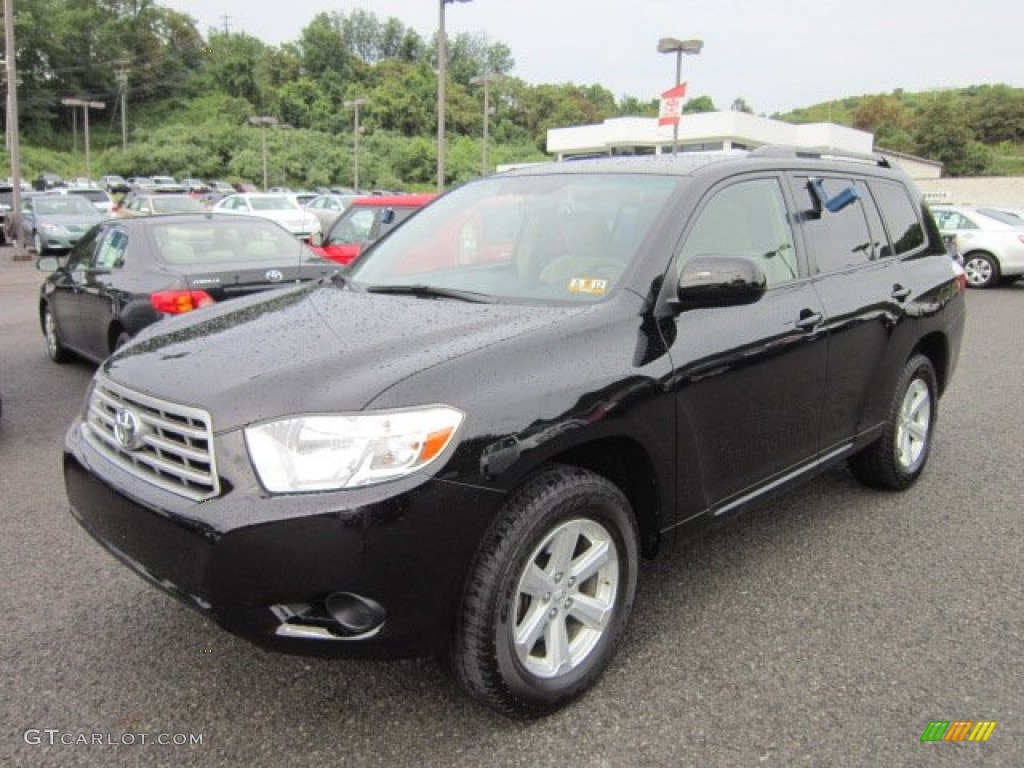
248 115 278 191
437 0 474 192
656 37 703 156
61 98 105 178
469 73 503 177
344 98 368 191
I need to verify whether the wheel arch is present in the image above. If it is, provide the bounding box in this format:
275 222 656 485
536 437 663 557
107 320 127 354
911 331 950 396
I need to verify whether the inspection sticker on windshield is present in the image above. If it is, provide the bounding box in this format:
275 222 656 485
568 278 609 295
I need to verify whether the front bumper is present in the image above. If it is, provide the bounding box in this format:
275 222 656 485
64 419 503 658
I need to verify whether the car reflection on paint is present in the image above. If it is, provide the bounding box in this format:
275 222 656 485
37 213 338 364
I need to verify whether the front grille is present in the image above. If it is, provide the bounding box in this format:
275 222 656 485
84 377 219 501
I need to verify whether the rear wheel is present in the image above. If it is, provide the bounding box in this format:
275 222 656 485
963 252 999 288
452 466 638 718
849 354 937 490
43 304 71 363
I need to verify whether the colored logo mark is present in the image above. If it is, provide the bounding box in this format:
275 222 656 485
920 720 997 743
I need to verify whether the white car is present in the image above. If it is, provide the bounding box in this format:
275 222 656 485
212 193 321 239
930 205 1024 288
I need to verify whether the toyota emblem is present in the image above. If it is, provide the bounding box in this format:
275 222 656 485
265 269 284 282
113 407 143 451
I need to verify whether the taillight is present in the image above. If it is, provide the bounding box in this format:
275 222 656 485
952 262 968 293
150 290 215 314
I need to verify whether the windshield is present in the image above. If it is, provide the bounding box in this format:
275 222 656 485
348 174 679 303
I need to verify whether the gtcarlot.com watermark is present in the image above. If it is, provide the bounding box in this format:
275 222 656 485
23 729 203 747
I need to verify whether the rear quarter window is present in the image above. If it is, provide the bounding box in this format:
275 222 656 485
868 181 926 256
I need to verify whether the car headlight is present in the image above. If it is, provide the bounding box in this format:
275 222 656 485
244 406 464 492
40 223 66 234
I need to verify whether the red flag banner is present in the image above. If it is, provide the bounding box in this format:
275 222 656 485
658 82 688 127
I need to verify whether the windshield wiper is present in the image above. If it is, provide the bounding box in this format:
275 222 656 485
365 284 497 303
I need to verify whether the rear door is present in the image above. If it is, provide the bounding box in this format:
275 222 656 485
787 174 914 452
78 225 131 359
50 226 105 353
667 174 829 511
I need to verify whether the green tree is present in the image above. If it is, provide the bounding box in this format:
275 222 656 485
914 101 990 176
683 95 716 114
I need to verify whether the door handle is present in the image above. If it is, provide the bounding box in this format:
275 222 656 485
794 310 824 330
891 284 911 301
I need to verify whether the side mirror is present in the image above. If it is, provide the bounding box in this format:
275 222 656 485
36 255 61 273
672 255 767 311
310 231 324 247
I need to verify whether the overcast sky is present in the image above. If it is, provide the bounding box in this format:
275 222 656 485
162 0 1022 116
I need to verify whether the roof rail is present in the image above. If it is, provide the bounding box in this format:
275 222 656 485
750 145 891 168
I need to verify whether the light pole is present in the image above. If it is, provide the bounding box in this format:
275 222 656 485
248 115 278 191
4 0 26 256
469 73 503 176
61 98 105 178
656 37 703 156
344 98 368 191
437 0 474 192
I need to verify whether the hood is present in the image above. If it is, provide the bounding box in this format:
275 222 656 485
102 283 586 431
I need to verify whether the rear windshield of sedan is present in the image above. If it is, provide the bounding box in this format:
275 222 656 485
151 220 317 264
249 196 299 211
35 197 99 215
151 197 206 214
349 174 680 304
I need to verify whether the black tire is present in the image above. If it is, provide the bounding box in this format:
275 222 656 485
962 252 999 289
849 354 937 490
452 465 638 718
33 230 46 255
42 304 71 363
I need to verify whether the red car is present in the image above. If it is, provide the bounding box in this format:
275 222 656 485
310 194 436 265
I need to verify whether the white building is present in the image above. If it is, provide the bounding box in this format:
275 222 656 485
546 112 945 179
547 111 874 160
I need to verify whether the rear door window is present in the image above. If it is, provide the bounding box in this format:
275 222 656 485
793 176 878 273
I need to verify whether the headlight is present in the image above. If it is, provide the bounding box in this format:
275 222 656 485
245 406 464 493
40 223 66 234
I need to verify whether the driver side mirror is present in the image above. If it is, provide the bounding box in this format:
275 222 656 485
36 255 62 273
310 231 324 246
671 255 767 311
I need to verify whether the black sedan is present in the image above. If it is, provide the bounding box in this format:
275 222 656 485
38 213 338 364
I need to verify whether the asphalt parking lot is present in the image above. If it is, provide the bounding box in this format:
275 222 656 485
1 247 1020 767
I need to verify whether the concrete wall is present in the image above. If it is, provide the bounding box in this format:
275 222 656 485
916 177 1024 206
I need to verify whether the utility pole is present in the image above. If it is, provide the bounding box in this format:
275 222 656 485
4 0 26 256
61 98 105 179
344 99 368 191
115 64 129 150
220 14 232 35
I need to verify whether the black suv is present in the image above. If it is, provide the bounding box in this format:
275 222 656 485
62 148 965 717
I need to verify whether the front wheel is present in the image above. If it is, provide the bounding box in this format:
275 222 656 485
849 354 937 490
963 252 999 288
33 230 46 255
452 466 638 718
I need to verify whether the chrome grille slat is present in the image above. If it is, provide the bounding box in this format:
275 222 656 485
84 377 219 501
